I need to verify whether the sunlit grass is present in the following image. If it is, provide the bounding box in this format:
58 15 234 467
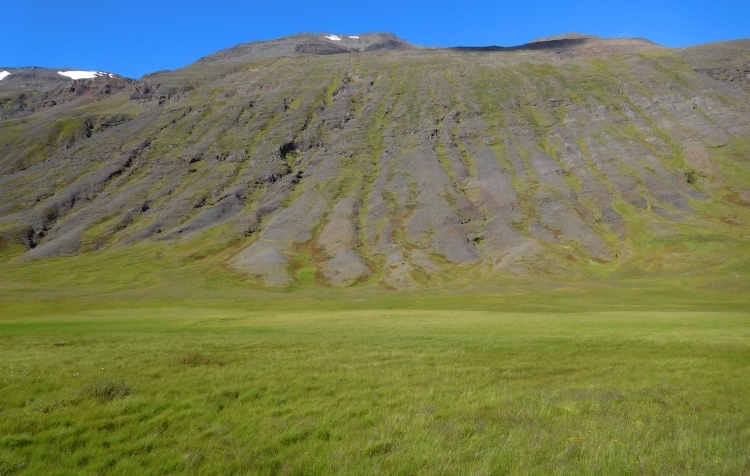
1 307 748 474
0 222 748 474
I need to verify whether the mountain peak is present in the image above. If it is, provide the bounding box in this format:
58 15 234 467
530 32 597 43
196 32 419 63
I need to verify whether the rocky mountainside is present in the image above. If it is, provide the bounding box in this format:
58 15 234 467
1 33 749 288
0 67 131 121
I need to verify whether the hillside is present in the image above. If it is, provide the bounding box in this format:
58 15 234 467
1 33 749 289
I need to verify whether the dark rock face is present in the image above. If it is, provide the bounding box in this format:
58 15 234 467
1 33 750 286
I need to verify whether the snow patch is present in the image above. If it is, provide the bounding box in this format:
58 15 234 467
348 36 359 39
57 70 114 80
0 71 10 81
324 35 342 41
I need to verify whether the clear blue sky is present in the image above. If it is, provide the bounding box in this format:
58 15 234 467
3 0 748 78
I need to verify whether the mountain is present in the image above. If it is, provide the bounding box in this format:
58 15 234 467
1 33 749 288
196 32 420 63
0 67 122 93
0 67 130 121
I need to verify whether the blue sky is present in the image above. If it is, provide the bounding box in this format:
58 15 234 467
2 0 748 78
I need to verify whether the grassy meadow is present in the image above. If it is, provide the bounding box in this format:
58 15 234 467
1 242 749 475
1 306 749 475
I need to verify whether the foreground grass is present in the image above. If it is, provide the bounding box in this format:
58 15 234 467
1 307 748 475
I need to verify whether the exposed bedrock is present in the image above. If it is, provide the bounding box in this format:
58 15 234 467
2 35 750 285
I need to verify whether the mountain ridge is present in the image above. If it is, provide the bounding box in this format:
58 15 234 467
1 31 669 82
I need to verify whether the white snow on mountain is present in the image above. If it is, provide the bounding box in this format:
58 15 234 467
58 71 114 80
324 35 342 41
348 36 359 39
0 71 10 81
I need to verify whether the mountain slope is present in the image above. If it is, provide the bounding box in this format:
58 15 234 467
1 33 749 288
454 32 663 57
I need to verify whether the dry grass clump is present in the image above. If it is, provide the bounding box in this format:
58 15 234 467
175 352 224 366
80 379 132 400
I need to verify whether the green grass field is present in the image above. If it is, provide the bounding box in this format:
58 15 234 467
1 243 749 475
2 303 749 474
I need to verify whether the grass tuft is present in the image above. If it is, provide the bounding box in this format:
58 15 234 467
79 379 132 400
175 352 224 366
366 441 393 457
